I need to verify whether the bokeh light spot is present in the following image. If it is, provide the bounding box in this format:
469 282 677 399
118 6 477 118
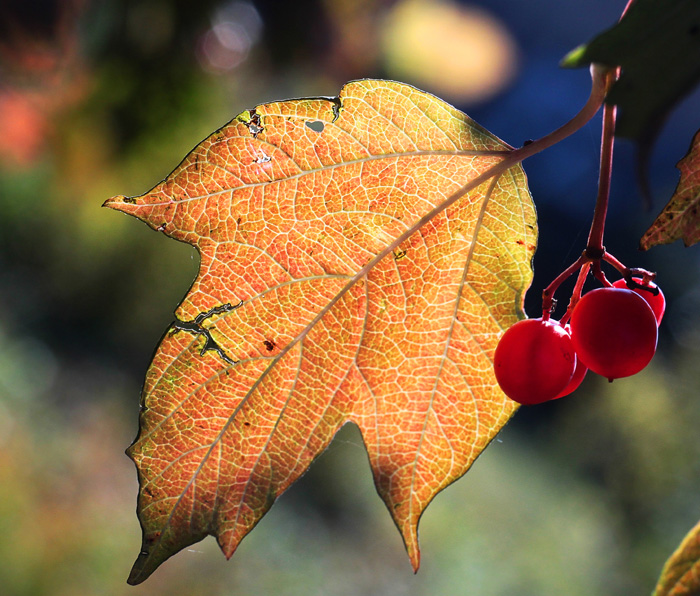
381 0 518 104
197 1 263 73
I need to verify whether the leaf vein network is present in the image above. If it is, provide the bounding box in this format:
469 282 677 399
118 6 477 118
405 172 502 521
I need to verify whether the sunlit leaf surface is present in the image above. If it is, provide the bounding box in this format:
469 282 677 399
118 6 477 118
105 79 536 585
653 519 700 596
641 128 700 249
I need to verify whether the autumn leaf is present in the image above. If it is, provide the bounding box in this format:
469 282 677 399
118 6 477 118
104 79 536 585
562 0 700 143
641 128 700 249
652 519 700 596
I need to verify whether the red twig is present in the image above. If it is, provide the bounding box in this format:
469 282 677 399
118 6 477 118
585 69 619 255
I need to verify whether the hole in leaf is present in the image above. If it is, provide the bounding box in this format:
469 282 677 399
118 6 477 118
305 120 325 133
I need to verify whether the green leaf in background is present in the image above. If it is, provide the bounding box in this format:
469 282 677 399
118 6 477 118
652 519 700 596
641 129 700 249
562 0 700 143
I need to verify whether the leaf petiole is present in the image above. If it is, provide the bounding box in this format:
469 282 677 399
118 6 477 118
506 64 613 165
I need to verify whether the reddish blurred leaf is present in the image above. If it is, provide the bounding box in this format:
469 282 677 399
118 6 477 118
0 91 49 167
105 79 536 585
641 129 700 249
652 519 700 596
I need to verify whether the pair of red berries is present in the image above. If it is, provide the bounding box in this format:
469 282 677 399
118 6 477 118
494 278 665 405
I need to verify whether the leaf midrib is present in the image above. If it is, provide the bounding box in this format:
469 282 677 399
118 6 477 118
135 149 510 207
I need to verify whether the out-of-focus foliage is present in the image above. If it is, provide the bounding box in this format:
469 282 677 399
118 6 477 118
641 129 700 250
562 0 700 144
652 518 700 596
1 0 700 594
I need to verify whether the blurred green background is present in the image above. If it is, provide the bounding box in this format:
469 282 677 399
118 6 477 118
1 0 700 594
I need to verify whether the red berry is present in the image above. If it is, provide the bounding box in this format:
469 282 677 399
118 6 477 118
611 277 665 324
552 325 587 399
554 355 588 398
494 318 576 405
570 288 657 381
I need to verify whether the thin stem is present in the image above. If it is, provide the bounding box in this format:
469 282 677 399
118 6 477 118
560 262 591 325
539 67 617 318
620 0 636 18
602 252 657 287
535 4 642 321
586 69 619 254
591 260 611 287
541 253 588 320
508 64 611 165
602 251 627 273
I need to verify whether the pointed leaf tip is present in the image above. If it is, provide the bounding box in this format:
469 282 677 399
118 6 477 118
409 545 421 573
103 194 138 212
560 44 587 68
126 549 154 586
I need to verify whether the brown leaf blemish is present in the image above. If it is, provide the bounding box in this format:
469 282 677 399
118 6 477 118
248 109 263 137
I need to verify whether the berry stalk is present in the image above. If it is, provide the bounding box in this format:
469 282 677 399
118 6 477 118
540 68 621 319
586 68 619 255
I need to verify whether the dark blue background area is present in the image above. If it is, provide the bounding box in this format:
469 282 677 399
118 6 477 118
457 0 700 324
